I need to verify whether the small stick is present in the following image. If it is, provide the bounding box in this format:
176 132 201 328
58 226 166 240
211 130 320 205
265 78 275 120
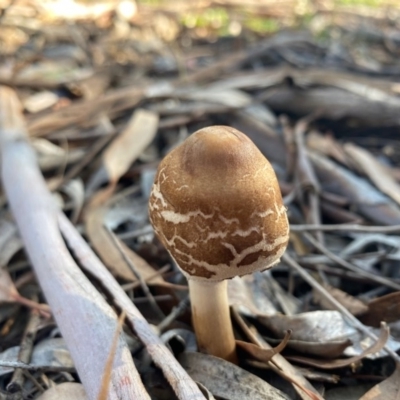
54 131 116 191
22 370 46 393
0 361 76 373
157 295 190 332
107 228 165 320
303 231 400 291
121 264 170 291
292 116 327 284
133 295 172 304
283 260 396 284
290 223 400 233
7 303 41 393
117 225 153 240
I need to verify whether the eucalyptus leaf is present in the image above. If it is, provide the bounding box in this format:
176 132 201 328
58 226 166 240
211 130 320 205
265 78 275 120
179 352 290 400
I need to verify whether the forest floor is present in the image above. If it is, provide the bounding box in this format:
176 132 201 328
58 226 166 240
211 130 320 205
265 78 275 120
1 1 400 399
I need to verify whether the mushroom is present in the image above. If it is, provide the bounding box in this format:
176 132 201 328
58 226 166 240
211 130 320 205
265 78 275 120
148 126 289 362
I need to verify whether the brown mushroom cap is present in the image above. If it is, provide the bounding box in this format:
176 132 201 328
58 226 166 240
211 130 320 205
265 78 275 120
149 126 289 281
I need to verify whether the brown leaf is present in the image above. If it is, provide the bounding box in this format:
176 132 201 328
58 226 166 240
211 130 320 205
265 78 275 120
306 131 349 167
359 363 400 400
179 352 290 400
236 330 291 363
344 143 400 207
282 337 351 359
103 109 159 185
85 203 164 283
360 292 400 328
313 283 368 317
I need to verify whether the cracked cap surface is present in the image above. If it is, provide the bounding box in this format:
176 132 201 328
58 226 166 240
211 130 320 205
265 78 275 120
148 125 289 281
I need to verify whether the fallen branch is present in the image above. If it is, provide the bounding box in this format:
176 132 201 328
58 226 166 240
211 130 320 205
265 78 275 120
58 211 206 400
0 86 150 400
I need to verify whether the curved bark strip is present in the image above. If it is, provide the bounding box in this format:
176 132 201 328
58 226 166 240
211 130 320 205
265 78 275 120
0 86 150 400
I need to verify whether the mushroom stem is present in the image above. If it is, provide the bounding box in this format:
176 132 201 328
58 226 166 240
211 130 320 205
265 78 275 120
188 279 237 363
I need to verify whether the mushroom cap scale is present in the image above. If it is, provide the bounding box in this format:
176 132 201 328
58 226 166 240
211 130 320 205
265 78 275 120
149 126 289 281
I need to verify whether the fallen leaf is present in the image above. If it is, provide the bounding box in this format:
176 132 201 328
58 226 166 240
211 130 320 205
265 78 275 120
232 307 324 400
0 338 74 376
360 292 400 327
306 131 349 167
32 138 83 172
258 310 355 358
59 178 85 224
103 109 159 185
183 88 252 108
309 151 400 225
85 203 164 282
313 283 368 317
286 323 389 369
228 275 277 317
23 91 59 113
236 330 291 363
179 352 290 400
344 143 400 206
196 382 216 400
